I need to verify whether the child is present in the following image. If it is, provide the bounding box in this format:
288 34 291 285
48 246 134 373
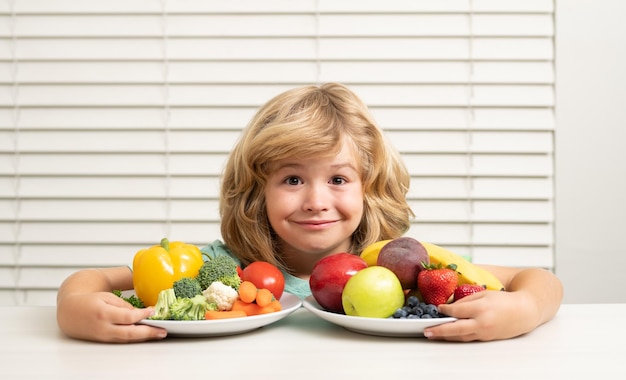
56 83 563 343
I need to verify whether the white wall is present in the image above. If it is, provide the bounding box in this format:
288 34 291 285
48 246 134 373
555 0 626 303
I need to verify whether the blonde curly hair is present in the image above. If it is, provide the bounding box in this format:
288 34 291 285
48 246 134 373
220 83 413 272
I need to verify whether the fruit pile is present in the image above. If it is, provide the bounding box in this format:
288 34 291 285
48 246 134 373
309 237 505 319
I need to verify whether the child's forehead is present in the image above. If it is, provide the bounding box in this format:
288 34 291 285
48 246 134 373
268 139 362 171
299 137 358 159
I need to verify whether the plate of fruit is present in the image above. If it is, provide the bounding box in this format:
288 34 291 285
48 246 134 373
303 295 456 337
303 237 505 337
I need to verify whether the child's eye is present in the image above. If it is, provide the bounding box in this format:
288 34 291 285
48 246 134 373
285 176 302 186
330 176 347 185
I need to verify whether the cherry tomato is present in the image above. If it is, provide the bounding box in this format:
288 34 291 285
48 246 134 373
241 261 285 300
236 265 243 279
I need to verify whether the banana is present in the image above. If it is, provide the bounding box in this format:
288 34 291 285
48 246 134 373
420 241 505 291
359 239 392 266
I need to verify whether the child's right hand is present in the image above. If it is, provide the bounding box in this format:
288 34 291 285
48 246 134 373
57 291 167 343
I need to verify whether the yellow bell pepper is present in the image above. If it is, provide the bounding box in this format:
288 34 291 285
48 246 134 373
132 238 204 306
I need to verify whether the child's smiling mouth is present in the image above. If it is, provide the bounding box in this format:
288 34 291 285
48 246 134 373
294 219 338 230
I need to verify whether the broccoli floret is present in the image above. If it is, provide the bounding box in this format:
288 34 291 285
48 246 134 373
112 289 145 308
169 294 215 321
149 288 177 320
196 255 241 291
173 277 202 299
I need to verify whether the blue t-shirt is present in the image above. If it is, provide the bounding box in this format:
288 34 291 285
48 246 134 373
200 240 311 300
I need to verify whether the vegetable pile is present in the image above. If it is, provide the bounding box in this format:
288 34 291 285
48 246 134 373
118 238 285 321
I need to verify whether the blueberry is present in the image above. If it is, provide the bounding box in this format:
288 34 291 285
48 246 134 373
424 304 438 316
393 308 408 318
406 296 419 307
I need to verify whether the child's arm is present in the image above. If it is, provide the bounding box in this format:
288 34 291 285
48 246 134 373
56 266 167 342
424 265 563 342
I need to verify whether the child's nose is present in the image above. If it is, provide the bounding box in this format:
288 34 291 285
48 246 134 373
302 184 330 212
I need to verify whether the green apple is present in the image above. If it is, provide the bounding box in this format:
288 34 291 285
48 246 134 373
341 266 405 318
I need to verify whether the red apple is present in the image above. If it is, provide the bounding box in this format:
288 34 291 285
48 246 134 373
309 253 368 314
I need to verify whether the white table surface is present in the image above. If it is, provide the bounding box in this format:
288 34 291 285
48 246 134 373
1 303 624 379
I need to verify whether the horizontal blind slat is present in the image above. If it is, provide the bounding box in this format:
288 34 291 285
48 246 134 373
388 131 553 153
9 0 317 14
320 0 554 13
5 0 554 14
406 223 552 245
0 153 231 176
0 14 555 39
0 108 256 129
0 61 555 85
0 38 319 60
409 200 552 222
2 130 240 152
0 84 555 107
1 221 222 244
0 177 221 198
10 200 220 221
409 177 553 199
2 15 321 37
402 154 552 176
373 108 554 130
0 38 553 61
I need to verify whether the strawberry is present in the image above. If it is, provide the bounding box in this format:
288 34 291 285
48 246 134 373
417 263 459 306
453 284 486 302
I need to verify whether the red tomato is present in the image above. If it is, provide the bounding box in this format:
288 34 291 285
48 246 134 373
241 261 285 300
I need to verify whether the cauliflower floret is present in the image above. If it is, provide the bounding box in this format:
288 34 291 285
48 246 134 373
203 281 239 311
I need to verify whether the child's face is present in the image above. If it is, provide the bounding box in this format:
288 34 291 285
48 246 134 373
264 141 364 261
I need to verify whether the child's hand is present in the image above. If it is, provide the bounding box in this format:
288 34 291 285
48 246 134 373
423 289 538 342
57 291 167 343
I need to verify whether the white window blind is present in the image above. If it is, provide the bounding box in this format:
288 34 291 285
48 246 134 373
0 0 555 306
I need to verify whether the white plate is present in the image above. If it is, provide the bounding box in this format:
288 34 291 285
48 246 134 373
139 292 302 337
302 296 456 337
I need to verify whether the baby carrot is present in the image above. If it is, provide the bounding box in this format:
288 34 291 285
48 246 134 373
238 280 258 303
258 299 282 314
232 299 263 316
255 288 274 308
204 310 247 320
268 299 282 312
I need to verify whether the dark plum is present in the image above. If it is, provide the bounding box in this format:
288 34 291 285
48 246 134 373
377 237 429 289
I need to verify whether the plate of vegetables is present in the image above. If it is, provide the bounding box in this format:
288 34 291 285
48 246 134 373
126 248 302 337
127 239 302 337
139 292 302 337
